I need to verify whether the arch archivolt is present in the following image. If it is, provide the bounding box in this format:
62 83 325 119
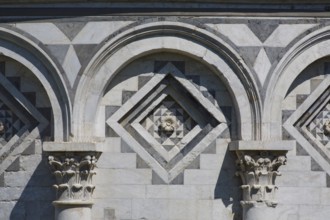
264 26 330 140
0 27 71 141
73 22 261 142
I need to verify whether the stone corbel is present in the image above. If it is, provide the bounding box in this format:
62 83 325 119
43 142 103 220
229 140 294 220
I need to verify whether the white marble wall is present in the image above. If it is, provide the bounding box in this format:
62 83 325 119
0 15 330 220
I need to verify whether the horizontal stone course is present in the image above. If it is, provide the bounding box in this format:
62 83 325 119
0 187 54 201
95 168 152 185
279 155 311 171
4 171 53 187
184 169 237 185
146 185 215 199
103 137 122 153
93 198 132 220
97 152 137 169
6 155 43 172
298 205 330 220
94 185 146 199
278 187 322 205
199 153 237 171
131 199 198 220
184 169 220 185
277 171 326 187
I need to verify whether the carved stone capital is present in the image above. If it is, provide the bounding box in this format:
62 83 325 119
229 140 294 209
48 152 98 202
235 150 286 207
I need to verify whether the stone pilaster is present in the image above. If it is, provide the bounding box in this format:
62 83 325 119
229 140 294 220
44 142 103 220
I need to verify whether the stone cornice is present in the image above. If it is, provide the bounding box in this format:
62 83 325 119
0 2 328 18
0 0 329 4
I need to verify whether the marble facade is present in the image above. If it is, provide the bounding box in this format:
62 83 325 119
0 2 330 220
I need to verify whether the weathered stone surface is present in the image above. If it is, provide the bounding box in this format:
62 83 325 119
0 4 330 220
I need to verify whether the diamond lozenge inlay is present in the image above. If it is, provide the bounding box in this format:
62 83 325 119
107 63 228 183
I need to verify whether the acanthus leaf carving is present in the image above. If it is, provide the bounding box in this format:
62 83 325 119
48 153 98 202
235 151 287 207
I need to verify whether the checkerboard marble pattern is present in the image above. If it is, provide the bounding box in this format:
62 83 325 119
141 96 197 151
0 101 24 144
308 103 330 146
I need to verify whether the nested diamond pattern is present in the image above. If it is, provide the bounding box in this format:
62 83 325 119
307 102 330 146
141 96 197 151
0 101 25 142
0 61 49 176
107 63 227 183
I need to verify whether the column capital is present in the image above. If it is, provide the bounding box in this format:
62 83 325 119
235 150 286 207
44 142 103 220
229 140 294 208
44 142 103 203
48 152 99 203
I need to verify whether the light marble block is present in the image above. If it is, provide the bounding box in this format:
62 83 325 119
103 137 122 153
184 170 221 185
97 153 137 169
298 205 330 220
94 185 146 199
200 154 226 170
93 199 132 220
146 185 214 200
277 187 321 205
94 168 152 185
279 156 311 171
132 199 169 220
277 171 326 187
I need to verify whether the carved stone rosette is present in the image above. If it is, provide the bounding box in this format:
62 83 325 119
48 153 98 202
235 151 287 208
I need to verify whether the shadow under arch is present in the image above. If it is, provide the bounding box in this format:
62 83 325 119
74 21 262 142
0 27 71 141
264 26 330 140
9 155 56 220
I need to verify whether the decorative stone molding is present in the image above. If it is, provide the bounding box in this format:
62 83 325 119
230 140 294 220
48 153 98 202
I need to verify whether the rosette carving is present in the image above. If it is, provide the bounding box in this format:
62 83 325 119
0 121 5 134
323 120 330 136
160 115 177 134
235 151 287 207
48 153 97 201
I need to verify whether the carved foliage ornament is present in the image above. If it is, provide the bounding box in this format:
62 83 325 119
323 120 330 136
160 115 177 134
48 154 97 201
236 151 287 207
0 121 5 134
